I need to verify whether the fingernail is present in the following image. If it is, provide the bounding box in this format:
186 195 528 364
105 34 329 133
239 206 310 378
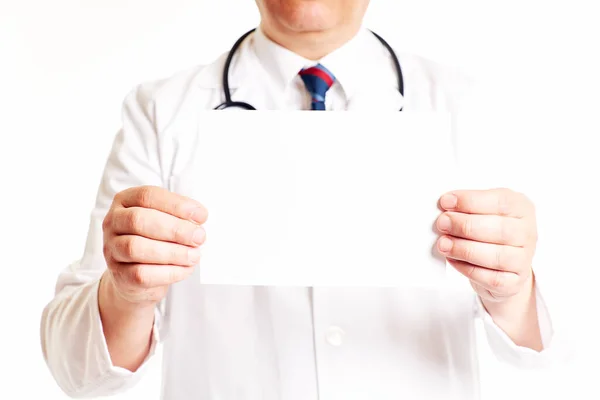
190 207 206 224
188 247 202 264
438 237 453 253
440 194 458 210
193 228 206 245
437 214 451 232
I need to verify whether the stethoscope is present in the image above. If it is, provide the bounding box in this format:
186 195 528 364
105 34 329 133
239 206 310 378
214 28 404 111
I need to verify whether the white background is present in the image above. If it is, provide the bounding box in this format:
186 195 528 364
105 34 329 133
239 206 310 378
1 0 599 399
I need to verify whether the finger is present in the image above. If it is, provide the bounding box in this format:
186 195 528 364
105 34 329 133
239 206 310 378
436 211 528 247
116 186 208 224
447 259 521 294
439 188 532 218
113 263 195 289
111 207 206 247
437 235 527 272
108 235 202 266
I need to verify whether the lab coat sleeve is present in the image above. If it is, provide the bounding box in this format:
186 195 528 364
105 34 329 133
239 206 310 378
40 82 167 398
476 277 562 369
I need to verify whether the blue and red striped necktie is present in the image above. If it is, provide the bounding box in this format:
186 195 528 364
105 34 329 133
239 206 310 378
298 64 336 110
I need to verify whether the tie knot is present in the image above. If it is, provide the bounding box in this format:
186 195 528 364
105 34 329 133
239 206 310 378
299 63 336 110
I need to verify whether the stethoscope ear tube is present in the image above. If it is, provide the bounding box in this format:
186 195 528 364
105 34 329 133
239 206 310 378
214 28 257 111
369 30 404 107
214 28 404 111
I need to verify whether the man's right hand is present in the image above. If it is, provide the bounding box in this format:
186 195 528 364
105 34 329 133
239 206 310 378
101 185 208 307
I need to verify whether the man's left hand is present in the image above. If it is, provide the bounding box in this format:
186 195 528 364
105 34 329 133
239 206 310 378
435 188 538 303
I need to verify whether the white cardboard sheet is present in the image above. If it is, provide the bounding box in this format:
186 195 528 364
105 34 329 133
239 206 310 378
175 112 457 287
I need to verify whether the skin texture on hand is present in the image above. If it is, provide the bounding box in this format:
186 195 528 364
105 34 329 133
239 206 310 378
102 186 208 306
98 272 156 372
436 188 543 351
99 185 209 370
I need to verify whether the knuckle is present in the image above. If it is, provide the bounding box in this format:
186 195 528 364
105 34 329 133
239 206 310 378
171 222 187 244
465 265 477 280
496 190 512 216
490 270 505 289
117 236 139 259
168 267 186 284
113 190 125 205
125 238 137 258
102 211 114 232
102 240 113 262
131 266 152 288
495 247 506 269
461 243 475 262
173 201 188 219
125 209 144 232
166 268 178 284
135 186 154 208
460 217 473 238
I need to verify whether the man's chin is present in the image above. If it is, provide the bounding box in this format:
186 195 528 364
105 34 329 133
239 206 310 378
281 3 337 33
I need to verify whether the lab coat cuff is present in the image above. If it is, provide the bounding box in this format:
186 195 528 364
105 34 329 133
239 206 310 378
84 279 161 394
477 282 557 369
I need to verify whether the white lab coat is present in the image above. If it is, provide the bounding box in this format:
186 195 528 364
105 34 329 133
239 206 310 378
41 26 562 400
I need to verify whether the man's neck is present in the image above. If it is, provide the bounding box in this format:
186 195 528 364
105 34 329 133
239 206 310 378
259 21 362 61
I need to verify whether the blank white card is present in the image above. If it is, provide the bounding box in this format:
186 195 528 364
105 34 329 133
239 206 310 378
177 112 457 287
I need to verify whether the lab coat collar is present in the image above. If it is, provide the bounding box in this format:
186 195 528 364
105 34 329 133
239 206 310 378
252 25 376 102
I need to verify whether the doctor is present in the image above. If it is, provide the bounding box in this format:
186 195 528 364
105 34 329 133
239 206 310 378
41 0 558 399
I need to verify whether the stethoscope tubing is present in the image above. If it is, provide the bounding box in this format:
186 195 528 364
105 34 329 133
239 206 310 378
214 28 404 111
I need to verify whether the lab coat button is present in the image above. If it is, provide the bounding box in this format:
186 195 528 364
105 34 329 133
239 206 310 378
325 326 345 347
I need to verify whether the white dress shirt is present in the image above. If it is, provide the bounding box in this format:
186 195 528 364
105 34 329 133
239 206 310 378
41 26 559 400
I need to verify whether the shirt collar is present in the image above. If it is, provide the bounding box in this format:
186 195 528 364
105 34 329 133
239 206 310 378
252 25 376 100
